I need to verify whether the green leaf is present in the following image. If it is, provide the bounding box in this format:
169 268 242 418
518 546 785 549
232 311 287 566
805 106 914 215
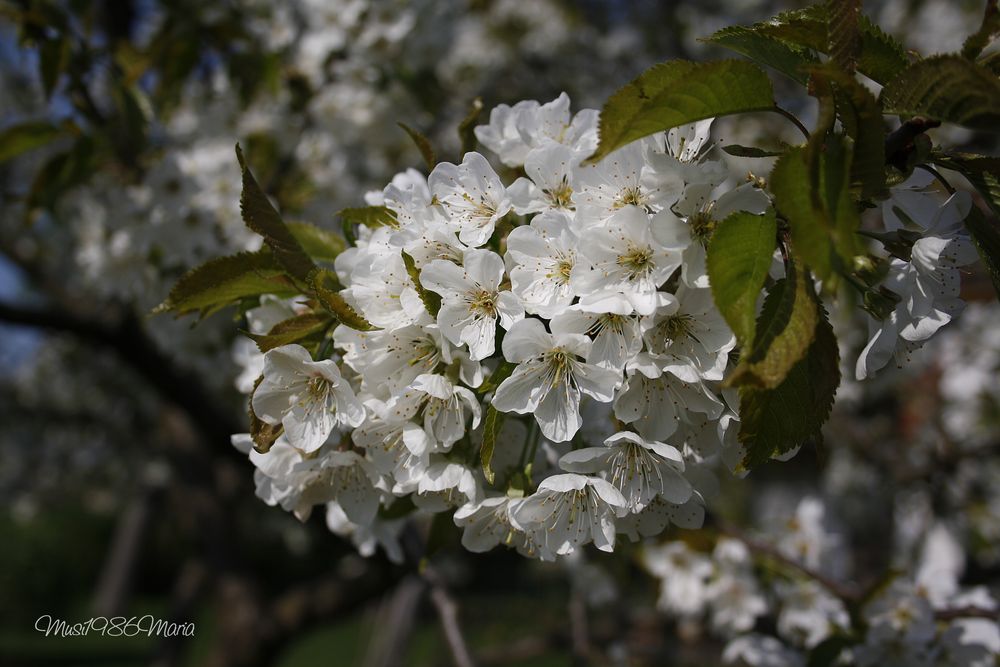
481 405 504 485
0 121 68 162
707 209 777 346
721 144 785 158
310 268 379 331
727 256 819 389
880 55 1000 132
931 152 1000 217
109 82 149 159
401 251 441 317
770 142 862 289
249 375 283 454
38 36 70 99
585 59 775 165
815 65 886 200
964 204 1000 300
701 26 818 84
246 312 333 353
980 50 1000 75
286 221 347 262
26 135 99 214
337 206 400 230
458 96 484 155
153 251 295 318
962 0 1000 60
826 0 861 74
752 4 909 84
398 122 436 172
236 143 317 282
737 291 839 471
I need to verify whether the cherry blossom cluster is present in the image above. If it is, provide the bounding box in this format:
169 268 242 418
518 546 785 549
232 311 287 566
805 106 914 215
231 93 768 560
230 93 981 565
643 496 1000 667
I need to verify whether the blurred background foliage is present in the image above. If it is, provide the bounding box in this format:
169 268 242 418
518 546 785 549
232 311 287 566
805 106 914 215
0 0 997 665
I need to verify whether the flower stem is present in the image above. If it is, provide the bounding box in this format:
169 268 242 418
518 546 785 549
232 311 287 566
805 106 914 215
772 105 810 141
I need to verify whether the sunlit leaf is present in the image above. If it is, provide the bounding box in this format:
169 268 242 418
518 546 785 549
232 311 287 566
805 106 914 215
737 288 839 471
707 209 777 346
727 256 818 389
585 59 775 165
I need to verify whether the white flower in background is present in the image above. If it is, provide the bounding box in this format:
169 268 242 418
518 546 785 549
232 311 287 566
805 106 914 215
505 211 579 317
421 248 524 360
572 206 688 316
550 304 642 371
242 440 382 524
337 324 483 398
492 318 620 442
414 461 480 512
775 580 849 648
508 144 578 214
397 218 468 267
514 92 598 156
722 635 805 667
856 191 977 380
341 248 426 328
326 501 405 565
351 405 430 494
429 152 512 246
453 496 526 553
233 296 300 394
643 541 713 616
707 539 769 635
854 582 938 667
252 344 365 453
774 496 847 578
474 99 539 167
511 473 628 558
559 431 692 512
474 92 597 167
572 142 684 222
385 373 482 450
663 119 714 163
378 167 439 229
674 181 771 288
615 354 724 441
640 285 736 381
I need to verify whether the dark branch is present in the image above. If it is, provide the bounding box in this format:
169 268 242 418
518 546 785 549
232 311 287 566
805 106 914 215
0 299 242 450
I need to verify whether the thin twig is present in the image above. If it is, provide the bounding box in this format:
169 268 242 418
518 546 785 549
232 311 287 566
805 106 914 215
935 606 1000 621
917 164 957 194
569 590 592 666
772 105 811 141
721 525 866 604
424 565 476 667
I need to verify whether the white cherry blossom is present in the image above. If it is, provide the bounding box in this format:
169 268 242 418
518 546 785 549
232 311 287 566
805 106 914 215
421 248 524 360
508 144 578 214
429 152 512 247
559 431 692 511
252 344 365 453
385 373 482 451
640 285 736 381
510 473 628 558
504 211 579 317
571 206 688 316
572 142 684 222
550 303 642 371
492 318 620 442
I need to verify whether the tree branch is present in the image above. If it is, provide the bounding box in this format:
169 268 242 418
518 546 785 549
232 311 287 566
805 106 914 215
424 565 477 667
0 298 242 450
